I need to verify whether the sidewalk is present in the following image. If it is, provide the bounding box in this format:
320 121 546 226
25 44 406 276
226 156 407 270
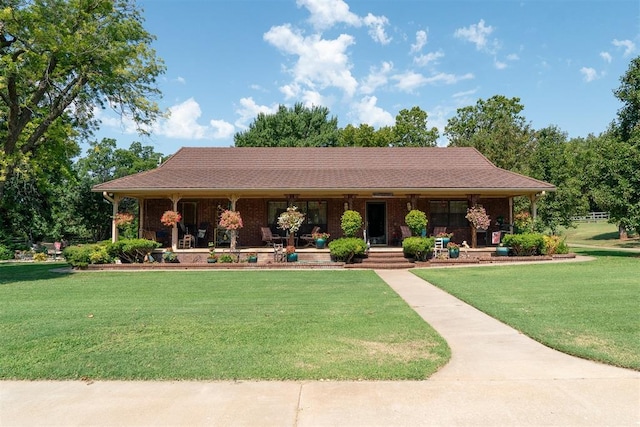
1 270 638 426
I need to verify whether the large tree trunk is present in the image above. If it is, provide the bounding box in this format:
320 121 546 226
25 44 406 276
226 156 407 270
619 225 628 240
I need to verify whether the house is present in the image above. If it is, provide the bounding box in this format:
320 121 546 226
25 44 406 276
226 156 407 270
92 147 555 249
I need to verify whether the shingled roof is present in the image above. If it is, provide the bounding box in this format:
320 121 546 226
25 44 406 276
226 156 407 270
92 147 555 197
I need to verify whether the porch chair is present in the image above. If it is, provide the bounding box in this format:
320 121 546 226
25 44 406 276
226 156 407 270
433 237 447 259
400 225 412 240
433 226 447 236
300 226 321 247
178 234 194 249
261 227 284 246
273 243 286 262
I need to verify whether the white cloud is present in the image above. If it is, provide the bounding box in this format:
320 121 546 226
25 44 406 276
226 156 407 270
612 39 636 56
301 90 328 107
506 53 520 61
454 19 498 53
359 61 393 94
363 13 391 45
234 97 279 129
352 96 394 127
153 98 234 140
297 0 360 30
392 71 474 92
297 0 390 44
264 24 358 97
580 67 599 82
175 76 186 84
411 30 428 53
209 119 235 139
494 59 507 70
600 52 612 63
413 50 444 67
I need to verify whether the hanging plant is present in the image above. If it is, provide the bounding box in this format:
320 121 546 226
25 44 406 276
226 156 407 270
466 205 491 230
114 212 134 227
277 206 305 234
219 210 243 230
160 210 181 227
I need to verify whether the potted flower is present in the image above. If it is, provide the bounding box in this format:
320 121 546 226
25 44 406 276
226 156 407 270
447 241 460 259
465 204 491 248
246 252 258 263
312 232 330 249
207 249 218 263
161 210 182 227
286 245 297 262
219 210 243 251
162 249 179 263
277 206 305 247
496 243 509 257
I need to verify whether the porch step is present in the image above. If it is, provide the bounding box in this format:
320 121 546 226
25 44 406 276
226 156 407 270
345 250 415 269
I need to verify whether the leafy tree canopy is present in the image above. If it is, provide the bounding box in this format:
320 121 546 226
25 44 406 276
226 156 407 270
393 106 439 147
444 95 534 173
0 0 165 203
234 103 339 147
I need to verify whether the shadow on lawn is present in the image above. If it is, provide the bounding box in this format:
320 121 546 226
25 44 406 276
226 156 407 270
574 248 640 258
0 262 72 285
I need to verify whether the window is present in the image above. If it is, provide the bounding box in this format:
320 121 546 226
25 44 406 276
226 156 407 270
429 200 468 228
267 201 328 233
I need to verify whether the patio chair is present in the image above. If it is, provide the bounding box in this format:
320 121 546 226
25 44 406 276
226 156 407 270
434 237 447 258
433 226 447 236
400 225 412 240
261 227 284 246
273 243 286 262
178 234 194 249
300 226 321 247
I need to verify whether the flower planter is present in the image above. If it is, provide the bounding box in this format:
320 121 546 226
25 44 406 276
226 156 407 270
496 246 509 257
207 258 217 263
441 237 450 247
287 253 298 262
247 256 258 263
448 248 460 259
315 238 326 249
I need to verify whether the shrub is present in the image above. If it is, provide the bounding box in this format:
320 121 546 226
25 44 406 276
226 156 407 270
514 211 534 234
107 239 161 263
341 210 363 237
328 237 367 263
542 235 565 255
402 236 434 261
0 244 13 260
502 233 545 256
218 254 236 263
405 210 427 236
162 250 178 263
63 243 112 268
33 252 48 262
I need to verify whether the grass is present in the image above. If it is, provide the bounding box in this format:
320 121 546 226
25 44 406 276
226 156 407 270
0 264 449 381
561 221 639 249
413 249 640 370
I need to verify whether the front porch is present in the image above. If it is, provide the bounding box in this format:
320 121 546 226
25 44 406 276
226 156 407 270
86 245 569 270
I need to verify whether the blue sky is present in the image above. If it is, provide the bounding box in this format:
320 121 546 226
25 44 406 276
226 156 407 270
96 0 639 155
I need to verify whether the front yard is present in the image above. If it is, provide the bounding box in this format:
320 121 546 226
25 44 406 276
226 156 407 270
0 266 449 380
413 248 640 370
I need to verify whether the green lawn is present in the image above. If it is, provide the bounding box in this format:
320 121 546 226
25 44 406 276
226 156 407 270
413 249 640 370
0 264 449 380
562 221 639 249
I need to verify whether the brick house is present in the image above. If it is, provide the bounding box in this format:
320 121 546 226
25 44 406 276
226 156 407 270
92 147 555 249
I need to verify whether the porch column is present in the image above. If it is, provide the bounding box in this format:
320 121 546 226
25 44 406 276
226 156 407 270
138 198 145 238
529 192 545 220
509 197 514 233
102 192 120 243
171 195 181 251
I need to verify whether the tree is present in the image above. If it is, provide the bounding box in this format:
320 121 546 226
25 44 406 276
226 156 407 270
582 57 640 237
528 126 589 233
0 0 165 205
234 103 339 147
393 106 439 147
613 56 640 143
444 95 534 173
71 138 164 242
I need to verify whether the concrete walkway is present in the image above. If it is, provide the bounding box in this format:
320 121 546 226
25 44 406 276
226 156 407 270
1 270 638 426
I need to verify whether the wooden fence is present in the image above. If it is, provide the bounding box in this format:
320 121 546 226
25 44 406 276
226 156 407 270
571 212 610 222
